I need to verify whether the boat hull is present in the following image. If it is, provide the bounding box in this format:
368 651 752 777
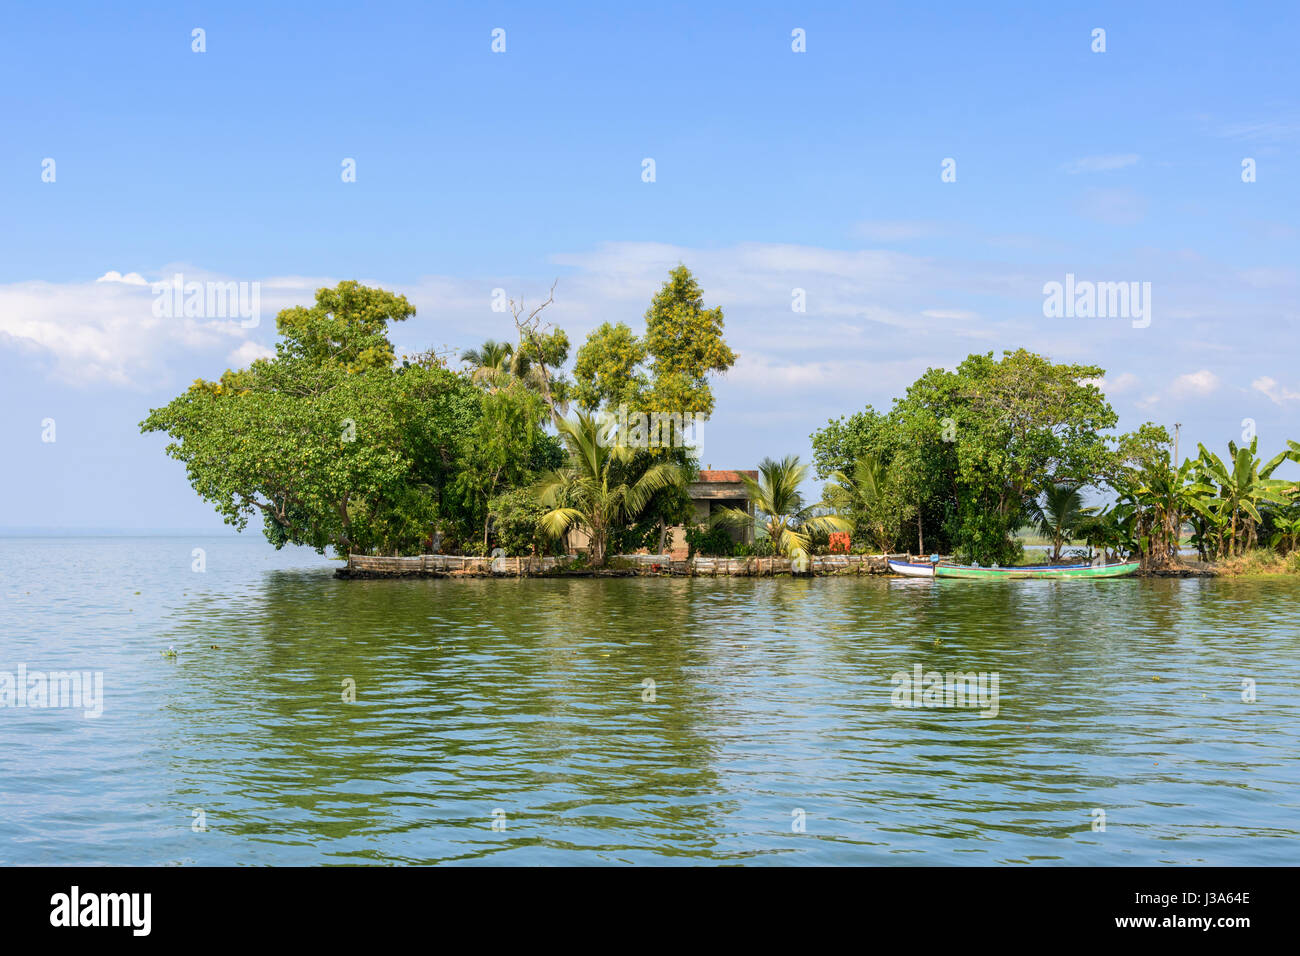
887 560 936 578
935 561 1140 580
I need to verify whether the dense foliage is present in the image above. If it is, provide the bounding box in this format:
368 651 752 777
813 351 1300 569
146 279 1297 572
143 269 735 565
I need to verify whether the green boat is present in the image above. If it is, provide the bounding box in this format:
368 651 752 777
934 561 1139 580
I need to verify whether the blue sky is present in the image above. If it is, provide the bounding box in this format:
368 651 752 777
2 1 1297 529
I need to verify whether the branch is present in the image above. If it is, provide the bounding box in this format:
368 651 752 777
509 279 561 426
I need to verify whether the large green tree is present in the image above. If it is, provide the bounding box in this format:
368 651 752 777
812 350 1118 564
142 282 483 555
572 322 649 411
643 265 737 416
574 265 736 419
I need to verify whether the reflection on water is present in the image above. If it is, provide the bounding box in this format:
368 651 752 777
2 536 1298 865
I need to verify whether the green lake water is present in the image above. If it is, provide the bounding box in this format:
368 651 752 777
2 535 1298 865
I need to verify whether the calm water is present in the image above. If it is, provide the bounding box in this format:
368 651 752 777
2 535 1298 865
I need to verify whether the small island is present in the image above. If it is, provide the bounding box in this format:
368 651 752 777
142 271 1300 581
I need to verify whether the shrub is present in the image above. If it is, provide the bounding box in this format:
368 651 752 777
685 524 735 557
733 538 776 557
487 487 557 556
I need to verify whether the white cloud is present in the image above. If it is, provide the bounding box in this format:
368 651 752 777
96 270 149 286
1084 372 1140 395
4 241 1299 427
921 309 978 321
1252 376 1300 405
1061 154 1140 174
0 270 300 387
228 340 276 368
1218 117 1300 143
1170 369 1220 397
1136 370 1223 409
1076 187 1149 225
1236 267 1297 290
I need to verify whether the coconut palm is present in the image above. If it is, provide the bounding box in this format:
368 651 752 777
1023 481 1088 562
1076 504 1131 563
460 339 515 389
823 453 907 553
714 455 850 560
536 411 684 566
462 337 571 413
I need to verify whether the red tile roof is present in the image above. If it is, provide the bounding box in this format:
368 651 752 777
696 470 757 482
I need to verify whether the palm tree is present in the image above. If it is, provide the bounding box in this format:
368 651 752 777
462 337 571 415
823 453 906 553
1076 505 1131 563
714 455 849 560
536 411 684 566
1197 441 1291 557
460 339 514 389
1023 482 1088 562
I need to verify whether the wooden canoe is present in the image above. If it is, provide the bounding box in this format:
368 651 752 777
934 561 1139 580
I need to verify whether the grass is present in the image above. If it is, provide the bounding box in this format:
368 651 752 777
1213 549 1300 577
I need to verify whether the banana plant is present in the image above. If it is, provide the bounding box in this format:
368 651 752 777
1126 457 1215 568
1197 441 1292 557
1269 511 1300 554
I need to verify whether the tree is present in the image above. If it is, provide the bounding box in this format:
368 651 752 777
141 282 482 555
573 266 736 422
810 407 892 480
822 453 913 553
1196 439 1292 557
1023 482 1089 562
1269 511 1300 554
460 339 515 389
536 411 686 566
572 322 649 411
1076 505 1132 563
814 350 1118 565
507 281 571 424
569 267 734 553
273 280 415 372
452 384 547 548
643 265 737 416
1114 457 1214 570
714 455 849 560
487 487 554 557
